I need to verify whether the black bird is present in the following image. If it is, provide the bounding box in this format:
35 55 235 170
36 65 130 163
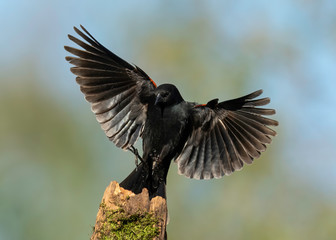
65 26 278 198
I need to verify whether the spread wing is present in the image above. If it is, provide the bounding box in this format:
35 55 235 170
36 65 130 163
65 25 156 149
175 90 278 179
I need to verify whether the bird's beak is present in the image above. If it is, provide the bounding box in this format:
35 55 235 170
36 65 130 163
155 93 163 106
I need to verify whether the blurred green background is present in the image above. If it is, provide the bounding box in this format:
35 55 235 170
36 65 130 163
1 1 336 239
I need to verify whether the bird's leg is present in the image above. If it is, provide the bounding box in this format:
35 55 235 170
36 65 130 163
128 146 144 170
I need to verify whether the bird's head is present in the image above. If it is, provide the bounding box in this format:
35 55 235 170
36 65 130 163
154 84 184 108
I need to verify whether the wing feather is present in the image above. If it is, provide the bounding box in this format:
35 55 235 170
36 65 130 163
65 26 156 149
66 57 124 72
224 118 254 164
175 90 277 179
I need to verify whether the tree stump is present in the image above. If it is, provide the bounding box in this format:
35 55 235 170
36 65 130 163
90 181 167 240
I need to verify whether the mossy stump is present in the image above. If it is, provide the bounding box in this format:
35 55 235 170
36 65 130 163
91 181 167 240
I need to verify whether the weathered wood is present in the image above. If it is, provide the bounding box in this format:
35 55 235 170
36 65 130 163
91 181 167 240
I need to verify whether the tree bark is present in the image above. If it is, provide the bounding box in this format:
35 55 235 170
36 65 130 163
90 181 167 240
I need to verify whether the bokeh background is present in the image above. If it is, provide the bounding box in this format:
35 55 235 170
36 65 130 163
1 1 336 239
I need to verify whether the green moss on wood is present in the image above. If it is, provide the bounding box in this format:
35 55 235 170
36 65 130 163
96 203 160 240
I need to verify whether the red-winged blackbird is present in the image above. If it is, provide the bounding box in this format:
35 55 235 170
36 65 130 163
65 26 278 198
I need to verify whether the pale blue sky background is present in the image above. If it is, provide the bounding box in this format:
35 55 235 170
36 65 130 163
1 1 336 239
2 0 335 192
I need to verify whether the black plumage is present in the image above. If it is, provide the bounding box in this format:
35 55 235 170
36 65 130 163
65 26 278 198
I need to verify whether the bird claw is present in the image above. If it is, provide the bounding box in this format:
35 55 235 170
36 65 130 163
128 146 144 170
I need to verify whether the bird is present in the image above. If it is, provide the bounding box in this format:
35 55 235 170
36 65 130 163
65 25 278 199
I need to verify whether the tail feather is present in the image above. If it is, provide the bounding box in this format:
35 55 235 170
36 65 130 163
120 163 167 199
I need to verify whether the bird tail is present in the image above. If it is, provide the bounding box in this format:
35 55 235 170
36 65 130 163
120 163 167 199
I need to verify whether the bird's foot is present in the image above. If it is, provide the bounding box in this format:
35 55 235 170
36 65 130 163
128 146 144 170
